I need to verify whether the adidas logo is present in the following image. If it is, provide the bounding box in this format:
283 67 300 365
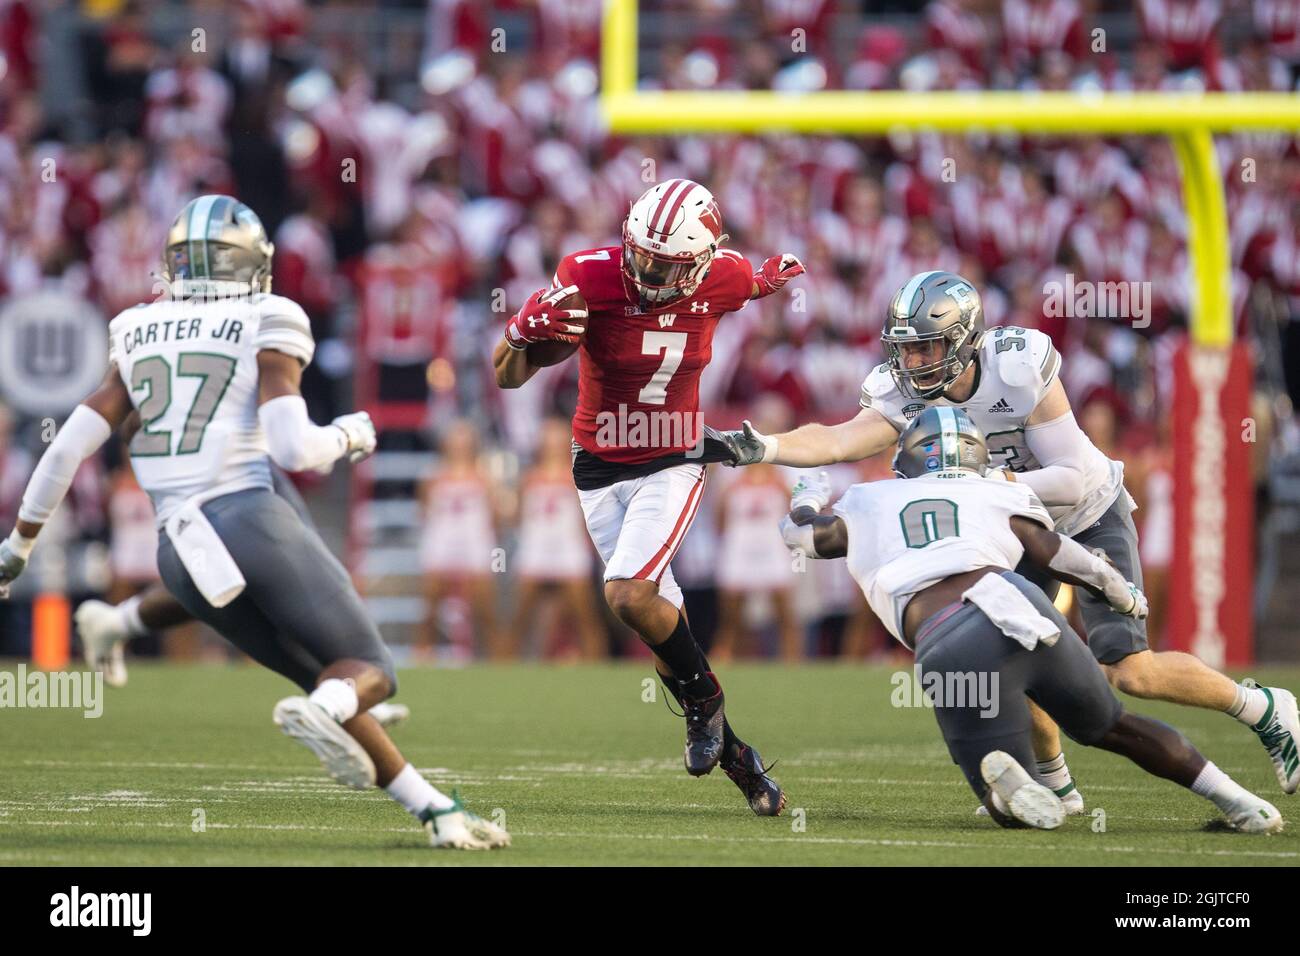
988 398 1014 413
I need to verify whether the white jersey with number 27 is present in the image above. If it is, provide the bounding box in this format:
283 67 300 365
832 473 1053 645
859 326 1123 536
108 292 315 524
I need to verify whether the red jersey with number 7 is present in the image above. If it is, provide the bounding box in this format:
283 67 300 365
552 245 754 463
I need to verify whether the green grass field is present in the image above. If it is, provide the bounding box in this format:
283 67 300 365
1 662 1298 866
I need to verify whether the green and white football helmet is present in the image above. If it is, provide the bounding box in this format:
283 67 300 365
881 270 985 400
892 407 990 479
162 195 274 294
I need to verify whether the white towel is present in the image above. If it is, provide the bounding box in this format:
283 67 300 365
164 500 246 608
962 573 1060 651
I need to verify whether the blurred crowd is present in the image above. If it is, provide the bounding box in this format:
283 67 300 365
0 0 1298 659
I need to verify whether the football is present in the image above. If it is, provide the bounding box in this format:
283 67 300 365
526 287 586 367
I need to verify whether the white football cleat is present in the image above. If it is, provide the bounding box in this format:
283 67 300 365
1223 794 1284 834
1246 683 1300 795
420 793 511 850
272 696 376 790
75 600 130 688
1057 785 1085 815
980 750 1065 830
367 701 411 729
977 781 1083 817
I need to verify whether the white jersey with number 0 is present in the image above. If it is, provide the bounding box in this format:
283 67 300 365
859 326 1123 536
108 292 315 524
832 473 1053 645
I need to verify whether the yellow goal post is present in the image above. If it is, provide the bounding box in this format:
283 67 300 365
600 0 1300 348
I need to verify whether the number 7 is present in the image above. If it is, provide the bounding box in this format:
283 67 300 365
638 331 687 405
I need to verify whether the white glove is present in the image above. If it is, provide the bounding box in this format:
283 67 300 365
791 470 831 513
1116 582 1149 620
0 530 34 598
331 411 377 464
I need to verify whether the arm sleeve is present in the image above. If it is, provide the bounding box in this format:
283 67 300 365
255 297 316 367
1015 412 1088 507
1047 533 1137 611
18 405 114 524
258 395 347 473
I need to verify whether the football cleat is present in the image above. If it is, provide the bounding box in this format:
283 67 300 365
980 751 1065 830
1222 794 1284 834
721 744 786 816
682 673 726 776
367 701 411 729
75 599 130 689
272 696 376 790
1055 783 1086 815
1244 682 1300 794
420 792 511 850
976 782 1083 818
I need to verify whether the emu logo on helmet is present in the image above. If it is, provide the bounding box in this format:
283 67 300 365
944 281 978 317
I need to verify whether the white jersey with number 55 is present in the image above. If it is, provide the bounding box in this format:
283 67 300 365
108 293 315 524
832 474 1053 645
859 325 1123 536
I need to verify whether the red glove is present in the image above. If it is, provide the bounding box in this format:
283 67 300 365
504 285 588 350
751 254 806 298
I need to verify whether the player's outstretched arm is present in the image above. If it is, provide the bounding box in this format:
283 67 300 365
778 470 848 559
257 349 376 472
1010 516 1147 619
716 406 900 467
1 365 133 592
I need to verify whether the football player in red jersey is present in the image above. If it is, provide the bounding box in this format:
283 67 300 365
494 179 804 815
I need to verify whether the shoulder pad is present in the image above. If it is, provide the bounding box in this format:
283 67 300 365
860 363 897 409
986 327 1060 391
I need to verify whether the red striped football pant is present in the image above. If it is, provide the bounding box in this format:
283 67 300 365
576 463 706 609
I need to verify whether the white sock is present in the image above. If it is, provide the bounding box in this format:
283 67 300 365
385 763 455 816
1190 760 1252 813
119 594 147 638
308 678 359 724
1226 683 1271 727
1034 752 1074 794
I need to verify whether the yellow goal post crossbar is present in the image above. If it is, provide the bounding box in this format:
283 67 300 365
600 0 1300 347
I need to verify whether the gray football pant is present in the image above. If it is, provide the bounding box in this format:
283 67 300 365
157 487 396 694
913 571 1123 800
1015 492 1147 664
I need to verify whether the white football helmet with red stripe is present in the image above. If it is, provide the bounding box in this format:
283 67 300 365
622 179 726 310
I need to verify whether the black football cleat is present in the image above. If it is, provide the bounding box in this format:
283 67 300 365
722 744 786 816
682 672 725 776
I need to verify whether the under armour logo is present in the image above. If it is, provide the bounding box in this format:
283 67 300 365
690 301 709 313
527 314 550 328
